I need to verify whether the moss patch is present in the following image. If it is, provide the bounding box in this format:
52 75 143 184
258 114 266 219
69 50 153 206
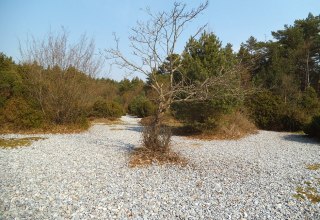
0 137 46 149
293 164 320 204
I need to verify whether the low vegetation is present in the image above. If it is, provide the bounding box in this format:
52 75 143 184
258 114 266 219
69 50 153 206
306 163 320 171
293 163 320 204
304 116 320 140
0 3 319 158
129 147 188 167
293 184 320 204
0 137 46 149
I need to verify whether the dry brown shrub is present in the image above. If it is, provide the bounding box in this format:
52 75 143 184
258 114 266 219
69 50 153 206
190 112 257 140
129 147 188 167
129 120 187 167
139 116 153 126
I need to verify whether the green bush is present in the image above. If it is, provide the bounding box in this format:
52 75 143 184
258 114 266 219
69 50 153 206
90 100 123 118
304 116 320 139
280 108 307 131
0 53 23 108
172 96 241 132
246 88 320 131
2 97 43 129
246 90 285 130
128 96 155 117
300 87 320 112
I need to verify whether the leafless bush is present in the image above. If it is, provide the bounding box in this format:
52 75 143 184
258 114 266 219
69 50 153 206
20 27 102 77
130 124 188 167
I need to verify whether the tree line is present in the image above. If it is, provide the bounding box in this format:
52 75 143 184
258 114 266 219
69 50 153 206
0 12 319 138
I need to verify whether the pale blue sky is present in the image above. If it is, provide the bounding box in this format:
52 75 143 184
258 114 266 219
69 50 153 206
0 0 319 80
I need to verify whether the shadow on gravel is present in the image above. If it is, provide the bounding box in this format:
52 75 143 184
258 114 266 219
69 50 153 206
125 126 142 132
282 134 319 145
124 143 136 152
114 141 136 152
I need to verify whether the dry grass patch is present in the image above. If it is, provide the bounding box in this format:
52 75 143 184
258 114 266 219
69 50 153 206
0 117 123 135
0 123 88 134
89 118 123 125
38 124 88 134
0 137 46 149
293 164 320 204
293 185 320 204
306 163 320 171
129 147 188 168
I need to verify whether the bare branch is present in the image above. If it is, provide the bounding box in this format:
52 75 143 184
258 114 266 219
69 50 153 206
106 1 210 126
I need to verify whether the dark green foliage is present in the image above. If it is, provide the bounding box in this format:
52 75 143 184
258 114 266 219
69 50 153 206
118 77 145 111
239 13 320 132
2 97 43 129
171 32 243 132
280 109 305 132
300 87 320 114
128 96 155 117
290 88 319 131
0 53 23 108
182 31 236 81
246 90 285 130
247 13 320 94
172 96 241 132
0 54 44 130
285 87 320 131
246 87 320 131
90 100 123 118
246 90 307 131
304 116 320 139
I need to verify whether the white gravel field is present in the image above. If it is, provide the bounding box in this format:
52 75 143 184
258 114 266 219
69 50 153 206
0 115 319 219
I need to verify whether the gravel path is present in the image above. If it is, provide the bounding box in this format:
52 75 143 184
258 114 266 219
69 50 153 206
0 115 319 219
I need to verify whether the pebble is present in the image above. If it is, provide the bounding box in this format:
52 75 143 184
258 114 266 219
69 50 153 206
0 115 319 219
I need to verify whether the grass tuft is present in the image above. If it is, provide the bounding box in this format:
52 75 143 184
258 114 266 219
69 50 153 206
306 163 320 171
294 186 320 203
293 164 320 204
0 137 46 149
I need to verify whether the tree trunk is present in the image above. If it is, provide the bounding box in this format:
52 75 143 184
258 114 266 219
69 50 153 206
153 99 166 132
306 49 310 89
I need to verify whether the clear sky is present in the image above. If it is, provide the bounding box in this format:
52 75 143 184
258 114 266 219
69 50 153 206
0 0 319 80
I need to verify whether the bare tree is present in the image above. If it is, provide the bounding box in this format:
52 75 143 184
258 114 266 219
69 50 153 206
20 28 102 77
107 1 243 151
19 28 103 124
